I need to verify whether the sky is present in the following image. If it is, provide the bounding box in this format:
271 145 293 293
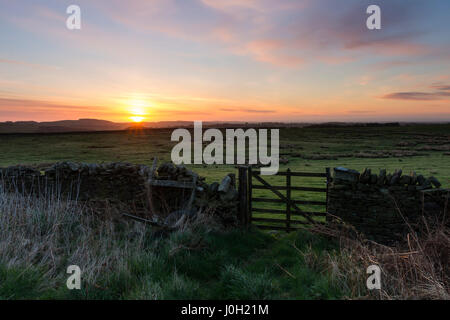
0 0 449 123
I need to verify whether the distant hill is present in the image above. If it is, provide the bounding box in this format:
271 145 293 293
0 119 129 133
1 119 446 134
0 119 225 133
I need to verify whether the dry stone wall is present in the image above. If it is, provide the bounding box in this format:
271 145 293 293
0 162 239 226
328 167 449 244
0 162 150 205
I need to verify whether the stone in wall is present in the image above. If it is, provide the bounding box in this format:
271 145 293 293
42 162 150 206
195 173 239 226
328 167 448 244
0 165 42 194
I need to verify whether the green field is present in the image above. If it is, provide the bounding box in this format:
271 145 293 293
1 124 449 227
1 124 449 184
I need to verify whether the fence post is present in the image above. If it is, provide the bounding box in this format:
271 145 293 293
286 168 291 232
325 167 331 221
247 166 253 227
238 166 249 228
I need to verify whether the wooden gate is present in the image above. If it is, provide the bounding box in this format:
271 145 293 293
238 167 331 231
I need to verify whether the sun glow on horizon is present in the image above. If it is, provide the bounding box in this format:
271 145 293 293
130 116 145 123
126 97 151 123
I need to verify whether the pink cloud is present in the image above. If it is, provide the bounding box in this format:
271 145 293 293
382 91 450 101
0 97 122 122
3 0 449 70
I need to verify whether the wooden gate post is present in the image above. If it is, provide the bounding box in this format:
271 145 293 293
247 166 253 227
238 166 249 228
325 167 331 221
286 168 291 231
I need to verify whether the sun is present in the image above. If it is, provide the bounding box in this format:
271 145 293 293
127 98 149 123
130 116 145 123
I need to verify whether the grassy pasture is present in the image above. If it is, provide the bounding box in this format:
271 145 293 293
0 124 449 228
1 124 448 182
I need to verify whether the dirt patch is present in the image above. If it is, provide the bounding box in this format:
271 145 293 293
292 153 338 160
352 150 424 159
396 141 418 147
86 145 115 149
417 145 450 152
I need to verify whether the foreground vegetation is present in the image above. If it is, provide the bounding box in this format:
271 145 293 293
0 188 448 300
0 189 346 300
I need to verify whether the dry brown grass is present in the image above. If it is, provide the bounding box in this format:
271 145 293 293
305 214 449 300
0 185 150 285
0 179 227 288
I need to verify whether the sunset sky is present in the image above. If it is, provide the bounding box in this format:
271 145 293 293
1 0 449 122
